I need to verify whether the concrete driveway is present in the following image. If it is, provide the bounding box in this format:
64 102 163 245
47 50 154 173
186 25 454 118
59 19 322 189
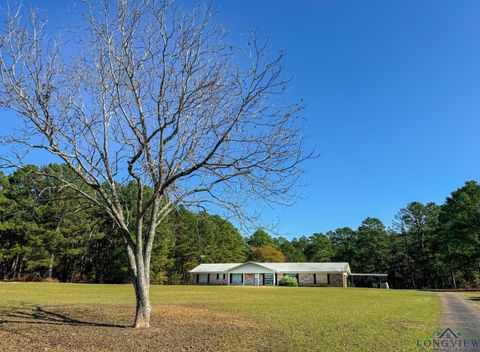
438 292 480 338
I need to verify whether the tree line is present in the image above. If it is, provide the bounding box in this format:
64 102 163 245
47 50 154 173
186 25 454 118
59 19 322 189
0 164 479 289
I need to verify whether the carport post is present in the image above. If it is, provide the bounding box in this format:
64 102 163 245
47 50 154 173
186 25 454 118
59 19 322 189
342 272 348 288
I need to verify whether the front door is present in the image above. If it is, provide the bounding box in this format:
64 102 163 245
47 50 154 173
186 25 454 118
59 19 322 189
254 273 259 286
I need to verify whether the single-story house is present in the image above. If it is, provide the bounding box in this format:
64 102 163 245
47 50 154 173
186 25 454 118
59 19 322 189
189 262 351 287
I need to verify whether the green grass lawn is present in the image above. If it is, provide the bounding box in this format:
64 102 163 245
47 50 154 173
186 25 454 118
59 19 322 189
0 283 439 351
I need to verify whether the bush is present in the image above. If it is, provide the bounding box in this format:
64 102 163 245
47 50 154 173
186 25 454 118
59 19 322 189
279 275 298 287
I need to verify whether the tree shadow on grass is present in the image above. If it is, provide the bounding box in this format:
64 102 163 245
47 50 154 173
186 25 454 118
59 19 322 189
0 306 126 328
468 296 480 302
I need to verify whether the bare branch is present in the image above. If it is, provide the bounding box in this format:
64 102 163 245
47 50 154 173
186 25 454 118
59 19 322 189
0 0 312 328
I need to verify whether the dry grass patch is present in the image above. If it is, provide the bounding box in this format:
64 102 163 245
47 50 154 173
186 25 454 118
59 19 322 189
0 304 285 352
460 291 480 306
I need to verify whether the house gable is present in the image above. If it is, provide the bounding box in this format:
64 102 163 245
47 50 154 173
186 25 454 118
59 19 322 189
228 262 276 274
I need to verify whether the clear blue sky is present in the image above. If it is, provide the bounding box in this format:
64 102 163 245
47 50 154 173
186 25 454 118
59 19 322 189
3 1 480 238
212 0 480 237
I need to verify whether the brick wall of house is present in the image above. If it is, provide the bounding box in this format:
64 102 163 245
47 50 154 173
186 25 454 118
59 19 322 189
276 273 283 284
298 273 321 286
244 273 255 285
329 274 344 287
298 274 313 285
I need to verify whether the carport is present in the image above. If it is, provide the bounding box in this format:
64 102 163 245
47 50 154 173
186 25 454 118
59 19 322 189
349 273 388 288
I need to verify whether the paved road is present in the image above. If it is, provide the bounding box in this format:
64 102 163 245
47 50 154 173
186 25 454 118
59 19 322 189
438 292 480 338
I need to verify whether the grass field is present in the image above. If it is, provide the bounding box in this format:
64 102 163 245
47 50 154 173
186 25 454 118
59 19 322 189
0 283 439 351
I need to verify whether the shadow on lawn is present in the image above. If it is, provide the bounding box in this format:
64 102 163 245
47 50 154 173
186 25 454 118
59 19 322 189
468 296 480 302
0 306 126 328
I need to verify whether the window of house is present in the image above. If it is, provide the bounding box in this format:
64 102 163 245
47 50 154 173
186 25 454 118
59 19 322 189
216 273 220 280
230 273 242 284
198 274 209 283
264 273 274 285
285 273 299 281
316 274 328 284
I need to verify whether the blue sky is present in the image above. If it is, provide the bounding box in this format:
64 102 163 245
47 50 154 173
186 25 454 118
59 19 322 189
212 0 480 236
3 1 480 238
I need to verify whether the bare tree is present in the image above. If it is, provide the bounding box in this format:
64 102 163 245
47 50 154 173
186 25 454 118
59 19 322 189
0 0 311 328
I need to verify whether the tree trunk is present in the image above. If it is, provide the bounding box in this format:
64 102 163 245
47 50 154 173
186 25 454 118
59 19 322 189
123 233 153 328
47 254 54 280
133 273 151 328
11 253 20 280
451 271 457 289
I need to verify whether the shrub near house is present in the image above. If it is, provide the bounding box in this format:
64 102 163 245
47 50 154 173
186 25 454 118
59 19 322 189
279 276 298 287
